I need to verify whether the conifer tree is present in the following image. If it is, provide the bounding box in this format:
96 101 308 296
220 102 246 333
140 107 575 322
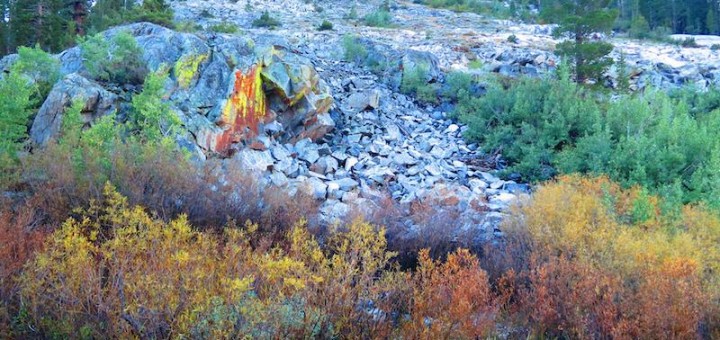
9 0 66 52
541 0 618 83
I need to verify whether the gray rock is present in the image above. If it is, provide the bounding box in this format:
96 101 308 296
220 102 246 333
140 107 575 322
363 166 395 183
385 124 403 141
30 73 117 145
276 157 300 178
327 181 343 199
301 177 328 200
320 200 350 222
270 171 289 187
489 192 517 206
490 180 505 190
479 172 500 184
315 156 339 174
344 157 359 171
233 149 274 173
328 178 359 191
425 163 443 177
345 89 381 113
503 182 531 194
332 150 348 161
393 152 418 166
271 145 291 161
299 148 320 164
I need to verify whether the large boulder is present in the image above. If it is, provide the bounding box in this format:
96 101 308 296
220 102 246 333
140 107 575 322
358 38 442 91
30 73 117 145
28 22 335 156
193 44 334 155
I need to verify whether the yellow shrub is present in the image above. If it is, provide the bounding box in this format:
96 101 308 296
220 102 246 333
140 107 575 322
508 175 720 296
17 184 405 338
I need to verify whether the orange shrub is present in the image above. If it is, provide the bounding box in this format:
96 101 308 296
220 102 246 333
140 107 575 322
504 175 720 338
633 258 705 339
0 200 49 336
521 256 630 339
404 248 498 338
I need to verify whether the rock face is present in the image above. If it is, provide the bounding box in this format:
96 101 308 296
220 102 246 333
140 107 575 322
25 22 334 155
30 73 117 145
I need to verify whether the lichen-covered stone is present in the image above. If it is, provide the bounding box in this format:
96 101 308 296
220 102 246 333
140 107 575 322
209 64 275 154
29 22 335 157
175 53 209 89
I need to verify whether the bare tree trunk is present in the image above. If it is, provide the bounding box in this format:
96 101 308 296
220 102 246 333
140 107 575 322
72 1 86 36
575 31 585 82
671 0 678 32
34 2 44 47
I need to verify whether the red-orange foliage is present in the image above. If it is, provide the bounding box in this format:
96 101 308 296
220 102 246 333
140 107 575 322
405 248 498 339
0 200 49 336
506 175 718 339
634 258 705 339
521 256 629 339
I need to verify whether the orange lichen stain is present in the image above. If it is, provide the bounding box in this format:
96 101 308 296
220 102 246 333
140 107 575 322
215 64 270 153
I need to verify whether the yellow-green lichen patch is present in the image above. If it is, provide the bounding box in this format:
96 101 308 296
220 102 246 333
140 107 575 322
174 53 209 89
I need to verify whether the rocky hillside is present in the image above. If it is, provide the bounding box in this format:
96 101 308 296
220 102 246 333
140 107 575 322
175 0 720 89
3 0 719 243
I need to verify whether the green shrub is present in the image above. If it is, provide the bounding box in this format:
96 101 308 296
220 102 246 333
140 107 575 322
363 10 393 27
130 68 181 143
421 0 511 17
507 34 518 43
86 0 174 34
676 37 700 48
459 67 600 181
558 89 720 207
80 31 148 84
209 22 240 33
176 21 203 32
459 67 720 208
0 72 34 186
401 65 439 104
424 0 484 12
318 20 333 31
467 60 483 69
252 11 281 28
629 14 651 39
12 45 60 100
130 0 174 28
346 6 358 19
342 35 368 64
441 71 474 101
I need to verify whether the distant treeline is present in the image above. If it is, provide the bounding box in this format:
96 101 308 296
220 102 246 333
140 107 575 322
0 0 172 57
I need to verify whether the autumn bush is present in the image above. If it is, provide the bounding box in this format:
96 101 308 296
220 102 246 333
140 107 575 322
4 172 720 337
405 248 498 338
503 175 720 338
0 200 49 336
3 183 502 338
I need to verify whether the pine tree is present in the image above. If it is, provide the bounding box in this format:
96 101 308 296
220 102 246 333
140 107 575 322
9 0 68 52
1 0 10 56
87 0 127 33
541 0 618 83
707 3 717 34
62 0 91 35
